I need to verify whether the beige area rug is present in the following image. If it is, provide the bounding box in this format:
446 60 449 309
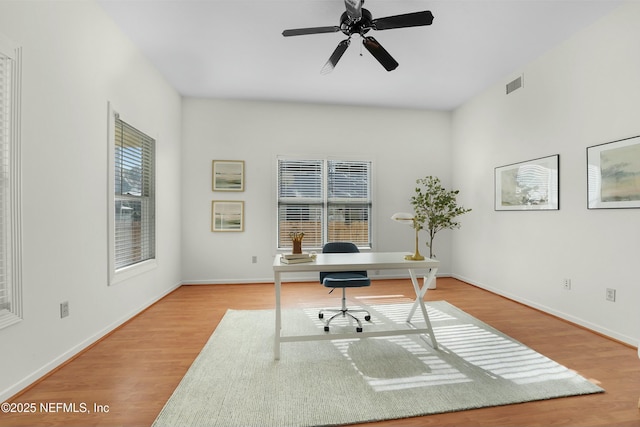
153 301 603 427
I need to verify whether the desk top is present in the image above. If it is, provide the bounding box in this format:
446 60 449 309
273 251 439 272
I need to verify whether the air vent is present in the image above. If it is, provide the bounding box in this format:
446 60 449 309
506 75 523 94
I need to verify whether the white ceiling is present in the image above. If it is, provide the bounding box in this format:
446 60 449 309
97 0 621 111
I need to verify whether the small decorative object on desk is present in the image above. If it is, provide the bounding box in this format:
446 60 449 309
280 252 316 264
289 231 304 254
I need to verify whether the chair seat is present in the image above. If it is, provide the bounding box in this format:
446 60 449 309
322 272 371 288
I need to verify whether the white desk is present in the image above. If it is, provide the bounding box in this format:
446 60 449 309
273 251 440 360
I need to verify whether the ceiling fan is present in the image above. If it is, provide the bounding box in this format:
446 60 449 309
282 0 434 73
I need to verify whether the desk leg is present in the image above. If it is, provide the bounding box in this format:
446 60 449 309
274 271 281 360
407 268 438 350
408 267 436 320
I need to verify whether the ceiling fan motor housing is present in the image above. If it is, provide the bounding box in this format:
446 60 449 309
340 9 373 36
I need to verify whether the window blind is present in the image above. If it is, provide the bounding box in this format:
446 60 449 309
114 117 155 270
327 160 371 246
277 159 323 248
277 158 372 250
0 51 10 313
0 38 22 330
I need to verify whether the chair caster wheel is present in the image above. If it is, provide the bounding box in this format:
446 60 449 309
319 313 324 319
364 315 371 321
324 326 330 332
356 327 363 333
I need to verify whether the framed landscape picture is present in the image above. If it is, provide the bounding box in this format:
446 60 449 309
211 201 244 232
495 154 559 211
212 160 244 191
587 135 640 209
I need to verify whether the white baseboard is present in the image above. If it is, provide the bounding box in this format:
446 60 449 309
1 281 182 402
452 274 637 347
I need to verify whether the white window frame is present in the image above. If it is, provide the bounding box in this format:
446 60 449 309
107 103 156 285
0 34 23 330
276 155 373 251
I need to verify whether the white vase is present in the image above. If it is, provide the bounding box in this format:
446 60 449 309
424 269 437 290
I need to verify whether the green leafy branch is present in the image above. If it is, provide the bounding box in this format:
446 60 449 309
410 176 471 258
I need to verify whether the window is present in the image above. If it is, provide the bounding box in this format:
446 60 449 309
108 107 156 284
0 36 22 329
277 157 372 250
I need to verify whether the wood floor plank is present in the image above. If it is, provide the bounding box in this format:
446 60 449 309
1 278 638 427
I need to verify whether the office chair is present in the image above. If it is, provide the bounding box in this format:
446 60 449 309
318 242 371 333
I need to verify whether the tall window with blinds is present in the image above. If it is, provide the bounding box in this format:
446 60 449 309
0 36 22 330
277 158 372 250
113 116 156 271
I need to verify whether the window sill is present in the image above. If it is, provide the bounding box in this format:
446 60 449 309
0 310 22 330
110 259 157 286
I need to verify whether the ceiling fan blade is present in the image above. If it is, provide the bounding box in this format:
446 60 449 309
343 0 363 21
321 39 351 74
362 36 398 71
282 26 340 37
372 10 434 31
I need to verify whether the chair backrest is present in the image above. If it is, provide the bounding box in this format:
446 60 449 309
320 242 368 283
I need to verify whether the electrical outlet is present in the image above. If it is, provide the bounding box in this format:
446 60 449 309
606 288 616 302
60 301 69 318
251 256 257 264
562 278 571 290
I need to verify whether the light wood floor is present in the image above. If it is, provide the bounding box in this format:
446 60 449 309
1 278 639 427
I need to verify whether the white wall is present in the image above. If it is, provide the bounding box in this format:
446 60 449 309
451 1 639 346
181 99 452 283
0 0 182 400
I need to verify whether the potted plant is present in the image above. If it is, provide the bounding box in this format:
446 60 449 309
410 176 471 260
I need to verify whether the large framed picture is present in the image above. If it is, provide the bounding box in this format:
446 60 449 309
587 135 640 209
495 154 559 211
212 160 244 191
211 200 244 232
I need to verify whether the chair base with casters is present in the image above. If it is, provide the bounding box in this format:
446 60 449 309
319 267 372 333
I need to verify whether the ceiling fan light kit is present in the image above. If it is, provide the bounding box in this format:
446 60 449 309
282 0 434 73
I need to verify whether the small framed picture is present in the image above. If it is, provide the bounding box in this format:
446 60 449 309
212 160 244 191
495 154 559 211
587 135 640 209
211 201 244 232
